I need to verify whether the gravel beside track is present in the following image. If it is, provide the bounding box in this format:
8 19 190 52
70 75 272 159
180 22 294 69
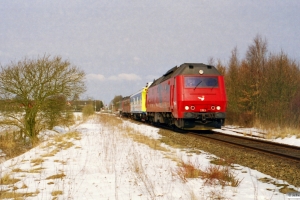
158 129 300 188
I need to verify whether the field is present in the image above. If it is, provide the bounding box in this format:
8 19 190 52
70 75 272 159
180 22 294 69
0 113 298 199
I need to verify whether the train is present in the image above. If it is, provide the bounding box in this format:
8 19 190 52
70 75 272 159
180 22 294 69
119 63 227 130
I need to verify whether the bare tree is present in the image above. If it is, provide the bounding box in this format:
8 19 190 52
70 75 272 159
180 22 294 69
0 55 86 144
111 95 123 112
41 94 74 129
245 34 268 118
225 47 241 123
224 35 300 128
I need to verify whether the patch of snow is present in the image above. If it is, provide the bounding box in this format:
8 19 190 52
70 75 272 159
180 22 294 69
272 135 300 147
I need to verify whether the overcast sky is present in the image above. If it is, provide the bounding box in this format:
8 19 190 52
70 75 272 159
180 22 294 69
1 0 300 104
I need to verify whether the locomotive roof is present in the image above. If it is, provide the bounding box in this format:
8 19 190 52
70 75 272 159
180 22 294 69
150 63 221 87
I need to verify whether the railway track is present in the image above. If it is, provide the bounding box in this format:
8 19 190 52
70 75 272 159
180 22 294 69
125 118 300 162
190 131 300 162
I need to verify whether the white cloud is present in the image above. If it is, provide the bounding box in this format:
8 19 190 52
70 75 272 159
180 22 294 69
108 73 141 81
86 73 141 82
86 73 106 81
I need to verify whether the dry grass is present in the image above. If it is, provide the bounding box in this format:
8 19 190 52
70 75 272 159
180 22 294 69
12 166 46 174
0 122 81 164
253 120 300 139
41 149 60 157
129 149 156 199
0 173 20 185
11 168 25 173
54 159 67 165
173 158 242 187
109 116 170 153
0 191 39 199
46 173 66 180
175 159 202 183
0 117 82 199
68 131 81 140
127 131 169 152
202 165 242 187
31 157 44 166
40 131 81 158
207 190 229 200
0 174 33 200
51 190 63 196
265 126 300 139
53 131 81 148
97 113 123 126
0 131 33 160
28 167 46 173
57 141 75 150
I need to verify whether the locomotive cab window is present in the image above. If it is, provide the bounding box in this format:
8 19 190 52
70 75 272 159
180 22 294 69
184 77 219 88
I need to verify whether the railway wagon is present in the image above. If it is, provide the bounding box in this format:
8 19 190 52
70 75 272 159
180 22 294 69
146 63 227 130
119 96 130 117
129 82 152 121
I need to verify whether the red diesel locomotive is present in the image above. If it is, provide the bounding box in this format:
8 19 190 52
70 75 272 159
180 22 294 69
146 63 227 130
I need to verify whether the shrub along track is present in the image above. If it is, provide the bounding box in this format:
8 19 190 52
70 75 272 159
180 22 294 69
157 128 300 189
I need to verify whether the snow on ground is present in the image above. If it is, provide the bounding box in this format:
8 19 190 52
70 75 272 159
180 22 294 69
272 135 300 147
0 114 299 199
215 126 300 147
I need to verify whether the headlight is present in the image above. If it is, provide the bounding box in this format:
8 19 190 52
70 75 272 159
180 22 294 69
185 106 189 110
216 106 221 110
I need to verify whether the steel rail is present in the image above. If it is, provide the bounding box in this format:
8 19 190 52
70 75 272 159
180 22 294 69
190 131 300 162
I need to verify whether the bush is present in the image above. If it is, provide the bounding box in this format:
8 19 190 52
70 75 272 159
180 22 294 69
82 104 95 119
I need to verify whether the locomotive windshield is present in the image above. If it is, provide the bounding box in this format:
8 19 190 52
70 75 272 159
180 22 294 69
184 77 218 88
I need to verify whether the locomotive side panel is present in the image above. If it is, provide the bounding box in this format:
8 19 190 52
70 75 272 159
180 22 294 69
146 80 170 113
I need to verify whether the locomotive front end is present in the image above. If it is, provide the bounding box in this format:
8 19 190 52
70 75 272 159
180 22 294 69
174 64 227 130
